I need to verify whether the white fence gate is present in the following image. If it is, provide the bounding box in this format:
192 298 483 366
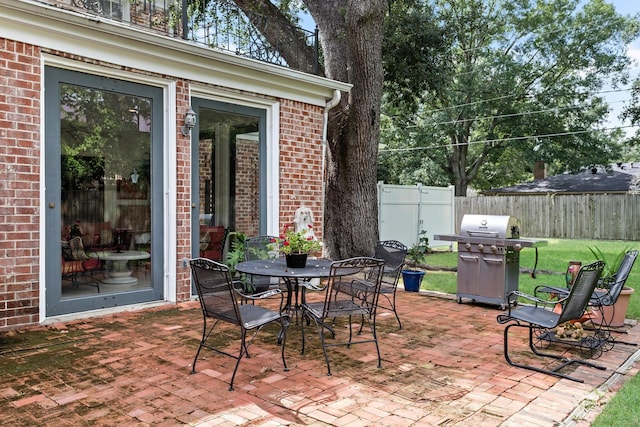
377 182 455 249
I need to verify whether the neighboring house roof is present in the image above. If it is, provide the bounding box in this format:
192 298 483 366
482 162 640 195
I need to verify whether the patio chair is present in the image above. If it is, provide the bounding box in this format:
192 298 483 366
243 235 282 293
534 250 638 347
61 236 101 292
300 257 385 376
497 260 606 383
333 240 407 330
189 258 290 391
199 225 228 262
373 240 407 329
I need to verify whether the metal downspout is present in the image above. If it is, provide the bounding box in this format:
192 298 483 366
321 90 341 250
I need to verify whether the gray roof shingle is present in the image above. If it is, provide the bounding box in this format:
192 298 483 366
482 162 640 195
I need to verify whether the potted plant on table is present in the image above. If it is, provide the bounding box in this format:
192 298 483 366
270 223 322 268
402 230 430 292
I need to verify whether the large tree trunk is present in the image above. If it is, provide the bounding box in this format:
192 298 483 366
233 0 387 258
306 0 387 258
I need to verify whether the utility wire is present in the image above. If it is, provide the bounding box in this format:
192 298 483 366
394 98 629 129
379 125 639 153
412 87 634 117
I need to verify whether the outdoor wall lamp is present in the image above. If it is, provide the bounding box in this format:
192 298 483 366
181 107 197 136
130 169 139 184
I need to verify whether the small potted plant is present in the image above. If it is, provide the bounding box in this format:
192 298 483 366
270 223 321 268
402 230 430 292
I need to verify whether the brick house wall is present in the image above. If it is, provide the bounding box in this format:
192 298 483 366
0 36 327 330
278 100 324 233
0 39 42 328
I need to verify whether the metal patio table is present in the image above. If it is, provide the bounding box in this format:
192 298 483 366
235 258 337 313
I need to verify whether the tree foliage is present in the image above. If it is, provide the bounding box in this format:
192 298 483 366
379 0 640 195
60 86 151 190
622 78 640 145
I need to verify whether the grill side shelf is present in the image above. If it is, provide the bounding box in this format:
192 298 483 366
433 234 547 248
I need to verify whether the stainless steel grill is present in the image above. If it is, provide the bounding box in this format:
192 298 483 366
435 214 546 309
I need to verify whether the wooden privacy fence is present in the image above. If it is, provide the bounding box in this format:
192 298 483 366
455 194 640 241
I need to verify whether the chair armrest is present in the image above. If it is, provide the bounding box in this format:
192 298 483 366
234 287 282 300
534 283 568 295
301 281 326 292
597 275 616 290
507 290 558 309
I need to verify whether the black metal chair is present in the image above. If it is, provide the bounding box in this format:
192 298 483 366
534 250 638 348
189 258 290 391
61 236 101 292
243 235 282 293
300 257 385 376
535 250 637 312
373 240 407 329
497 260 606 383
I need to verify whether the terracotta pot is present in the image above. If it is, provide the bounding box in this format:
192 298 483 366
591 286 635 327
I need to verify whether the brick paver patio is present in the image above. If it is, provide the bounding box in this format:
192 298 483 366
1 290 639 426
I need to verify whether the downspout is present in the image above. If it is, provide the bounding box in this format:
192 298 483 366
321 90 341 248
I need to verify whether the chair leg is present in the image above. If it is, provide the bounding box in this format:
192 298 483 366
503 322 605 383
588 306 637 348
279 316 290 372
300 311 307 356
192 317 215 374
390 291 402 329
315 318 333 376
228 330 249 391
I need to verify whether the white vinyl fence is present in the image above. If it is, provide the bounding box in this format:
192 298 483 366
377 182 455 249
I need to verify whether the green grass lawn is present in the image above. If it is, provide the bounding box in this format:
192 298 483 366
412 238 639 424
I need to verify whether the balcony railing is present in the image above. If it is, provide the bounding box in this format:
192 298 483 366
46 0 321 74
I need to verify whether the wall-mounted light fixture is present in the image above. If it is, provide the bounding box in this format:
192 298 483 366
181 107 197 136
130 169 140 184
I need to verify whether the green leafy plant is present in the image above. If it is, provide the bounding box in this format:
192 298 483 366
224 231 247 275
406 230 430 267
270 223 321 255
588 245 634 278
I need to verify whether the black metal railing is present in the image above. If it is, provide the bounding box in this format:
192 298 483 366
55 0 320 74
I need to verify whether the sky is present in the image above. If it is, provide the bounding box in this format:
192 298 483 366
604 0 639 137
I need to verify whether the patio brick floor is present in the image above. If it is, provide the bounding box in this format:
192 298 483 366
1 289 639 426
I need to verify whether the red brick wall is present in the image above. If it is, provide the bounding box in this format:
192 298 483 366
278 100 324 239
0 39 42 329
175 81 192 303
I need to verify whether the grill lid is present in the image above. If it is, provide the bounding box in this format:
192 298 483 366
460 215 521 239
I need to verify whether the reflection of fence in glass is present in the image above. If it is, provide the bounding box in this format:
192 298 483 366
60 0 319 73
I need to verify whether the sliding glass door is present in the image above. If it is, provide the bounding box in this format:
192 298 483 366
45 66 164 316
190 98 266 268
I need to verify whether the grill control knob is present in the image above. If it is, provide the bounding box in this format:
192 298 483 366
477 244 484 251
514 244 522 251
490 245 497 252
465 243 471 250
